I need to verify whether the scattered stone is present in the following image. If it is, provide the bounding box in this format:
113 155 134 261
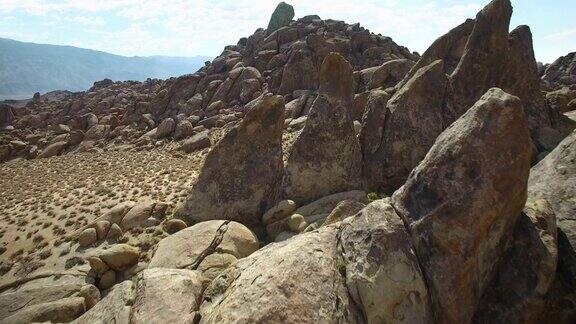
78 228 98 247
88 256 109 276
180 130 211 153
164 219 187 234
97 244 140 271
106 223 123 240
98 269 116 290
120 202 155 230
262 199 297 224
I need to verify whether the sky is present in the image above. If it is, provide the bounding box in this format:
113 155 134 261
0 0 574 63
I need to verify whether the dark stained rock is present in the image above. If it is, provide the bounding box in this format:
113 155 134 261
473 198 558 323
267 2 295 35
392 88 533 324
281 53 363 205
543 52 576 88
176 93 285 228
361 60 456 192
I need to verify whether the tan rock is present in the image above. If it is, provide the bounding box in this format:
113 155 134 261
97 244 140 272
132 268 204 324
149 220 258 269
2 297 86 324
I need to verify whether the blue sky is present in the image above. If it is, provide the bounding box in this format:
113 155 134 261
0 0 574 63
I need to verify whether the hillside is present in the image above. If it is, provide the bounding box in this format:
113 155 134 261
0 38 210 99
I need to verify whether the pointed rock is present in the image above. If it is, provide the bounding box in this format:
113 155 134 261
267 2 295 35
176 93 285 227
282 53 363 205
392 88 532 324
397 18 475 89
451 0 513 113
361 60 456 192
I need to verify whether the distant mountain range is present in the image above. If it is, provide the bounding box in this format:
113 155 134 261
0 37 211 100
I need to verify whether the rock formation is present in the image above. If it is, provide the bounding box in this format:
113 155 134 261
392 88 532 323
176 93 285 228
281 53 363 204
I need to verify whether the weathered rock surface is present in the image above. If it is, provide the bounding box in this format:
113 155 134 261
149 220 259 269
176 93 285 227
392 88 532 324
0 283 84 321
361 60 455 192
267 2 295 34
72 281 134 324
473 198 558 323
282 53 363 204
199 227 359 323
132 268 204 324
528 130 576 248
2 297 86 324
339 199 432 323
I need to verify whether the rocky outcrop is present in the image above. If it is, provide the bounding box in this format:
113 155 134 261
543 52 576 88
392 88 532 323
450 0 553 140
361 60 455 192
176 93 285 227
282 53 363 204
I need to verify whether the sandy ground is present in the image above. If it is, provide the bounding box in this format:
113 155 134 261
0 123 302 287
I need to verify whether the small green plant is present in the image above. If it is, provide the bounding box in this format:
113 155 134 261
367 192 379 202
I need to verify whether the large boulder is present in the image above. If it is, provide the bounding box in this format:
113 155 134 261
132 268 204 323
2 297 85 324
339 199 432 323
37 141 68 159
266 2 295 35
176 93 285 228
528 130 576 248
392 88 532 324
282 53 363 205
149 220 259 269
199 227 358 323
